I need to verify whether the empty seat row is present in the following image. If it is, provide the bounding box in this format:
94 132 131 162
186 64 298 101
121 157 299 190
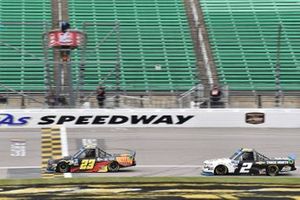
0 0 51 91
200 0 300 90
69 0 197 91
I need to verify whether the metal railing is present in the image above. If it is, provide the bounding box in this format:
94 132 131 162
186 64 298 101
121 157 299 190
1 83 300 109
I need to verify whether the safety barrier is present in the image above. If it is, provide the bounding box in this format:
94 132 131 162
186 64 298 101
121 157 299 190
0 109 299 128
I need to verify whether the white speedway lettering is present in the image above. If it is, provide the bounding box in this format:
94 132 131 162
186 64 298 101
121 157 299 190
37 115 194 125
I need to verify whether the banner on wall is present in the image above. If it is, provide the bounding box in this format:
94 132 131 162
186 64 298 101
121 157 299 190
0 109 299 128
245 112 265 125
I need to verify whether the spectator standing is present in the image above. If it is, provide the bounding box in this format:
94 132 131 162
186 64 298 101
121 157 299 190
210 86 222 102
210 86 224 108
46 92 56 108
96 86 106 108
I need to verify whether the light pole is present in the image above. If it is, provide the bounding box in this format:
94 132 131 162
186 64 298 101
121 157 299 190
275 24 282 107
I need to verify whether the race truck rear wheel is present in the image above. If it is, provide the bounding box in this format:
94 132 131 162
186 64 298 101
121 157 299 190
267 165 279 176
108 161 120 172
214 165 228 175
57 161 70 173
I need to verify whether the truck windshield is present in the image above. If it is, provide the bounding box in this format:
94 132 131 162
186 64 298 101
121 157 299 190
230 150 242 160
98 148 112 158
73 148 85 158
256 152 270 161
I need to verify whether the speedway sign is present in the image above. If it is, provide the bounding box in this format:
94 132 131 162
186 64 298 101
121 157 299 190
0 108 299 128
0 109 196 128
37 115 194 125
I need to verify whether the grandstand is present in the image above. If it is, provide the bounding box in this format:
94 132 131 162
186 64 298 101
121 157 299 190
68 0 198 91
0 0 198 93
0 0 300 108
200 0 300 91
0 0 51 91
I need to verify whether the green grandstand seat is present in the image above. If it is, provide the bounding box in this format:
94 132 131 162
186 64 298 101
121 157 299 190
0 0 51 91
69 0 197 91
200 0 300 90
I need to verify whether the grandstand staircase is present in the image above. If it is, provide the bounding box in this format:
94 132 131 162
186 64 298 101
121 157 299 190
183 0 219 97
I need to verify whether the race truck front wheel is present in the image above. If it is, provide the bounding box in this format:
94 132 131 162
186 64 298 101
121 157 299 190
57 161 70 173
267 165 279 176
214 165 228 175
108 161 120 172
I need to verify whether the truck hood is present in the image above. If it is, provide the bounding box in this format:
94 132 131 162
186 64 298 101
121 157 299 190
204 158 232 165
113 150 136 158
49 156 72 164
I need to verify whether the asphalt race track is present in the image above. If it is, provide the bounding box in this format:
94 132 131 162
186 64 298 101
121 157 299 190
0 128 299 178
